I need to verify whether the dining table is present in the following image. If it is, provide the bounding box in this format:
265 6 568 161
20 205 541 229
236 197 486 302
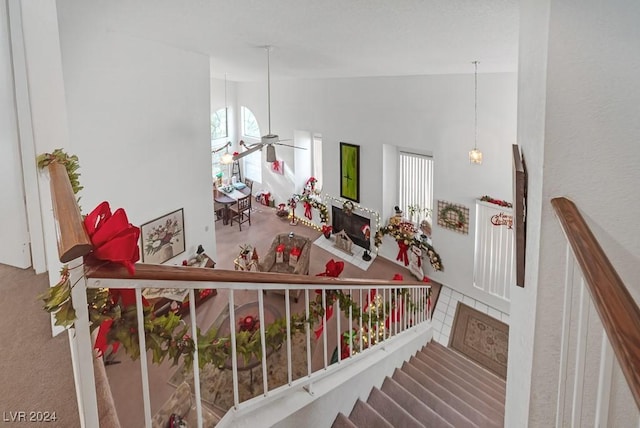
214 184 251 225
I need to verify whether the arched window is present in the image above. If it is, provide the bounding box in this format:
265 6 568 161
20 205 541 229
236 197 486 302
241 106 261 139
240 106 262 182
211 107 228 140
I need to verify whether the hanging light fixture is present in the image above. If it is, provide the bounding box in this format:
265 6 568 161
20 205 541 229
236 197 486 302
469 60 483 165
220 74 234 166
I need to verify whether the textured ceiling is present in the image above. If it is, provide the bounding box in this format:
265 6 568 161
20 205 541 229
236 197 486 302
98 0 519 81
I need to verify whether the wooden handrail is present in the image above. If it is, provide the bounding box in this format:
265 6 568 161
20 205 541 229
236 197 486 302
48 162 93 262
552 197 640 409
85 259 428 287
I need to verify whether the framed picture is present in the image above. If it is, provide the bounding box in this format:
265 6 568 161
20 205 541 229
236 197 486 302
512 144 527 287
340 142 360 202
140 208 185 264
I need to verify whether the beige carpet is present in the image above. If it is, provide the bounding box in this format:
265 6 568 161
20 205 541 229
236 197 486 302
449 302 509 379
0 263 80 427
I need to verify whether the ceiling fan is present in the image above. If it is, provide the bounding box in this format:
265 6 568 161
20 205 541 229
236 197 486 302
233 46 306 163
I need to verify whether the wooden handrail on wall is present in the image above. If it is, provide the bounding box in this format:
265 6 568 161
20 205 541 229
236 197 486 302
552 197 640 409
48 162 93 262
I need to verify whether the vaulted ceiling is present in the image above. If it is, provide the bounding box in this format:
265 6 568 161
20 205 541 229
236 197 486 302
97 0 519 81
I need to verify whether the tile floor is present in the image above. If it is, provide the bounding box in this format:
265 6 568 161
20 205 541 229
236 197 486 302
313 235 377 271
431 285 510 345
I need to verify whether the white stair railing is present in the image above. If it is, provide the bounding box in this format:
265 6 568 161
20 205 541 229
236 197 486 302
552 198 640 427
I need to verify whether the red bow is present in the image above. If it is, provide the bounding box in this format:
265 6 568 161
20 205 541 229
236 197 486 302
272 160 282 173
316 259 344 278
84 201 140 275
396 242 410 266
84 202 143 357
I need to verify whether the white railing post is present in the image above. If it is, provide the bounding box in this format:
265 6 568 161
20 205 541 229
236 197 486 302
67 258 99 428
188 289 203 427
285 289 292 385
595 333 614 427
134 289 152 427
257 288 269 396
557 245 576 427
571 278 590 427
228 289 240 408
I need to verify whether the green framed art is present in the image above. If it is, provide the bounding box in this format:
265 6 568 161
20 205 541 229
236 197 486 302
340 142 360 202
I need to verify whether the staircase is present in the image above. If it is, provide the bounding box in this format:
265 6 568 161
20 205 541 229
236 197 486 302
332 340 506 428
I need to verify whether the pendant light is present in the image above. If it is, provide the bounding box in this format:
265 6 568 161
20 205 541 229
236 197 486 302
220 74 234 165
469 61 483 165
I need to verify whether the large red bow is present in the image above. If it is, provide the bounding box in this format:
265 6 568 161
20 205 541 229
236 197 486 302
84 202 142 357
84 201 140 275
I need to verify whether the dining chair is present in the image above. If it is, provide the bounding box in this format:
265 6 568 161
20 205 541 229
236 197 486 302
244 178 254 193
229 194 251 230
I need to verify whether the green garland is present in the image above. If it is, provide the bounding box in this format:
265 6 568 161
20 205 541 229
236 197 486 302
36 149 83 206
296 193 329 223
439 204 466 229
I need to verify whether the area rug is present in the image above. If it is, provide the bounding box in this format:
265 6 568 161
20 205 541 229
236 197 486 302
168 331 312 412
448 302 509 379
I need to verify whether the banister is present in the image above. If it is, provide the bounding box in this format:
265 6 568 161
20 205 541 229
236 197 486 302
551 197 640 409
85 259 427 287
48 162 93 262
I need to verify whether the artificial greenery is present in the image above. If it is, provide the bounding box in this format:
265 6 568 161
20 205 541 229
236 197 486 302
375 222 443 271
36 149 84 205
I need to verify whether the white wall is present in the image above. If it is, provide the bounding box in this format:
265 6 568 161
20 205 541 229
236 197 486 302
510 0 640 425
53 2 215 264
237 73 517 310
0 0 31 269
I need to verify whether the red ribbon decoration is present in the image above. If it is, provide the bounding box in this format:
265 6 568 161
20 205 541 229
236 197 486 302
396 242 410 266
272 160 282 173
84 201 143 357
304 201 312 220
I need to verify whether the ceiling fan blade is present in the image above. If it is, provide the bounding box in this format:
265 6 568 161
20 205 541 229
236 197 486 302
274 141 307 150
232 144 263 161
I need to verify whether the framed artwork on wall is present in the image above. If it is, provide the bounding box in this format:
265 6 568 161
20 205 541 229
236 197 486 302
340 142 360 202
140 208 185 264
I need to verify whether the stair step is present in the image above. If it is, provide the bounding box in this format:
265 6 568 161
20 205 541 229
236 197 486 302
381 377 459 428
332 412 358 428
419 344 506 397
408 357 504 419
367 387 424 428
400 362 500 428
415 350 505 409
349 399 394 428
426 341 506 391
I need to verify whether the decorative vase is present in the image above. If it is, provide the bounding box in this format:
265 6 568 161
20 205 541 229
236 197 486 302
160 243 173 261
323 232 331 239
